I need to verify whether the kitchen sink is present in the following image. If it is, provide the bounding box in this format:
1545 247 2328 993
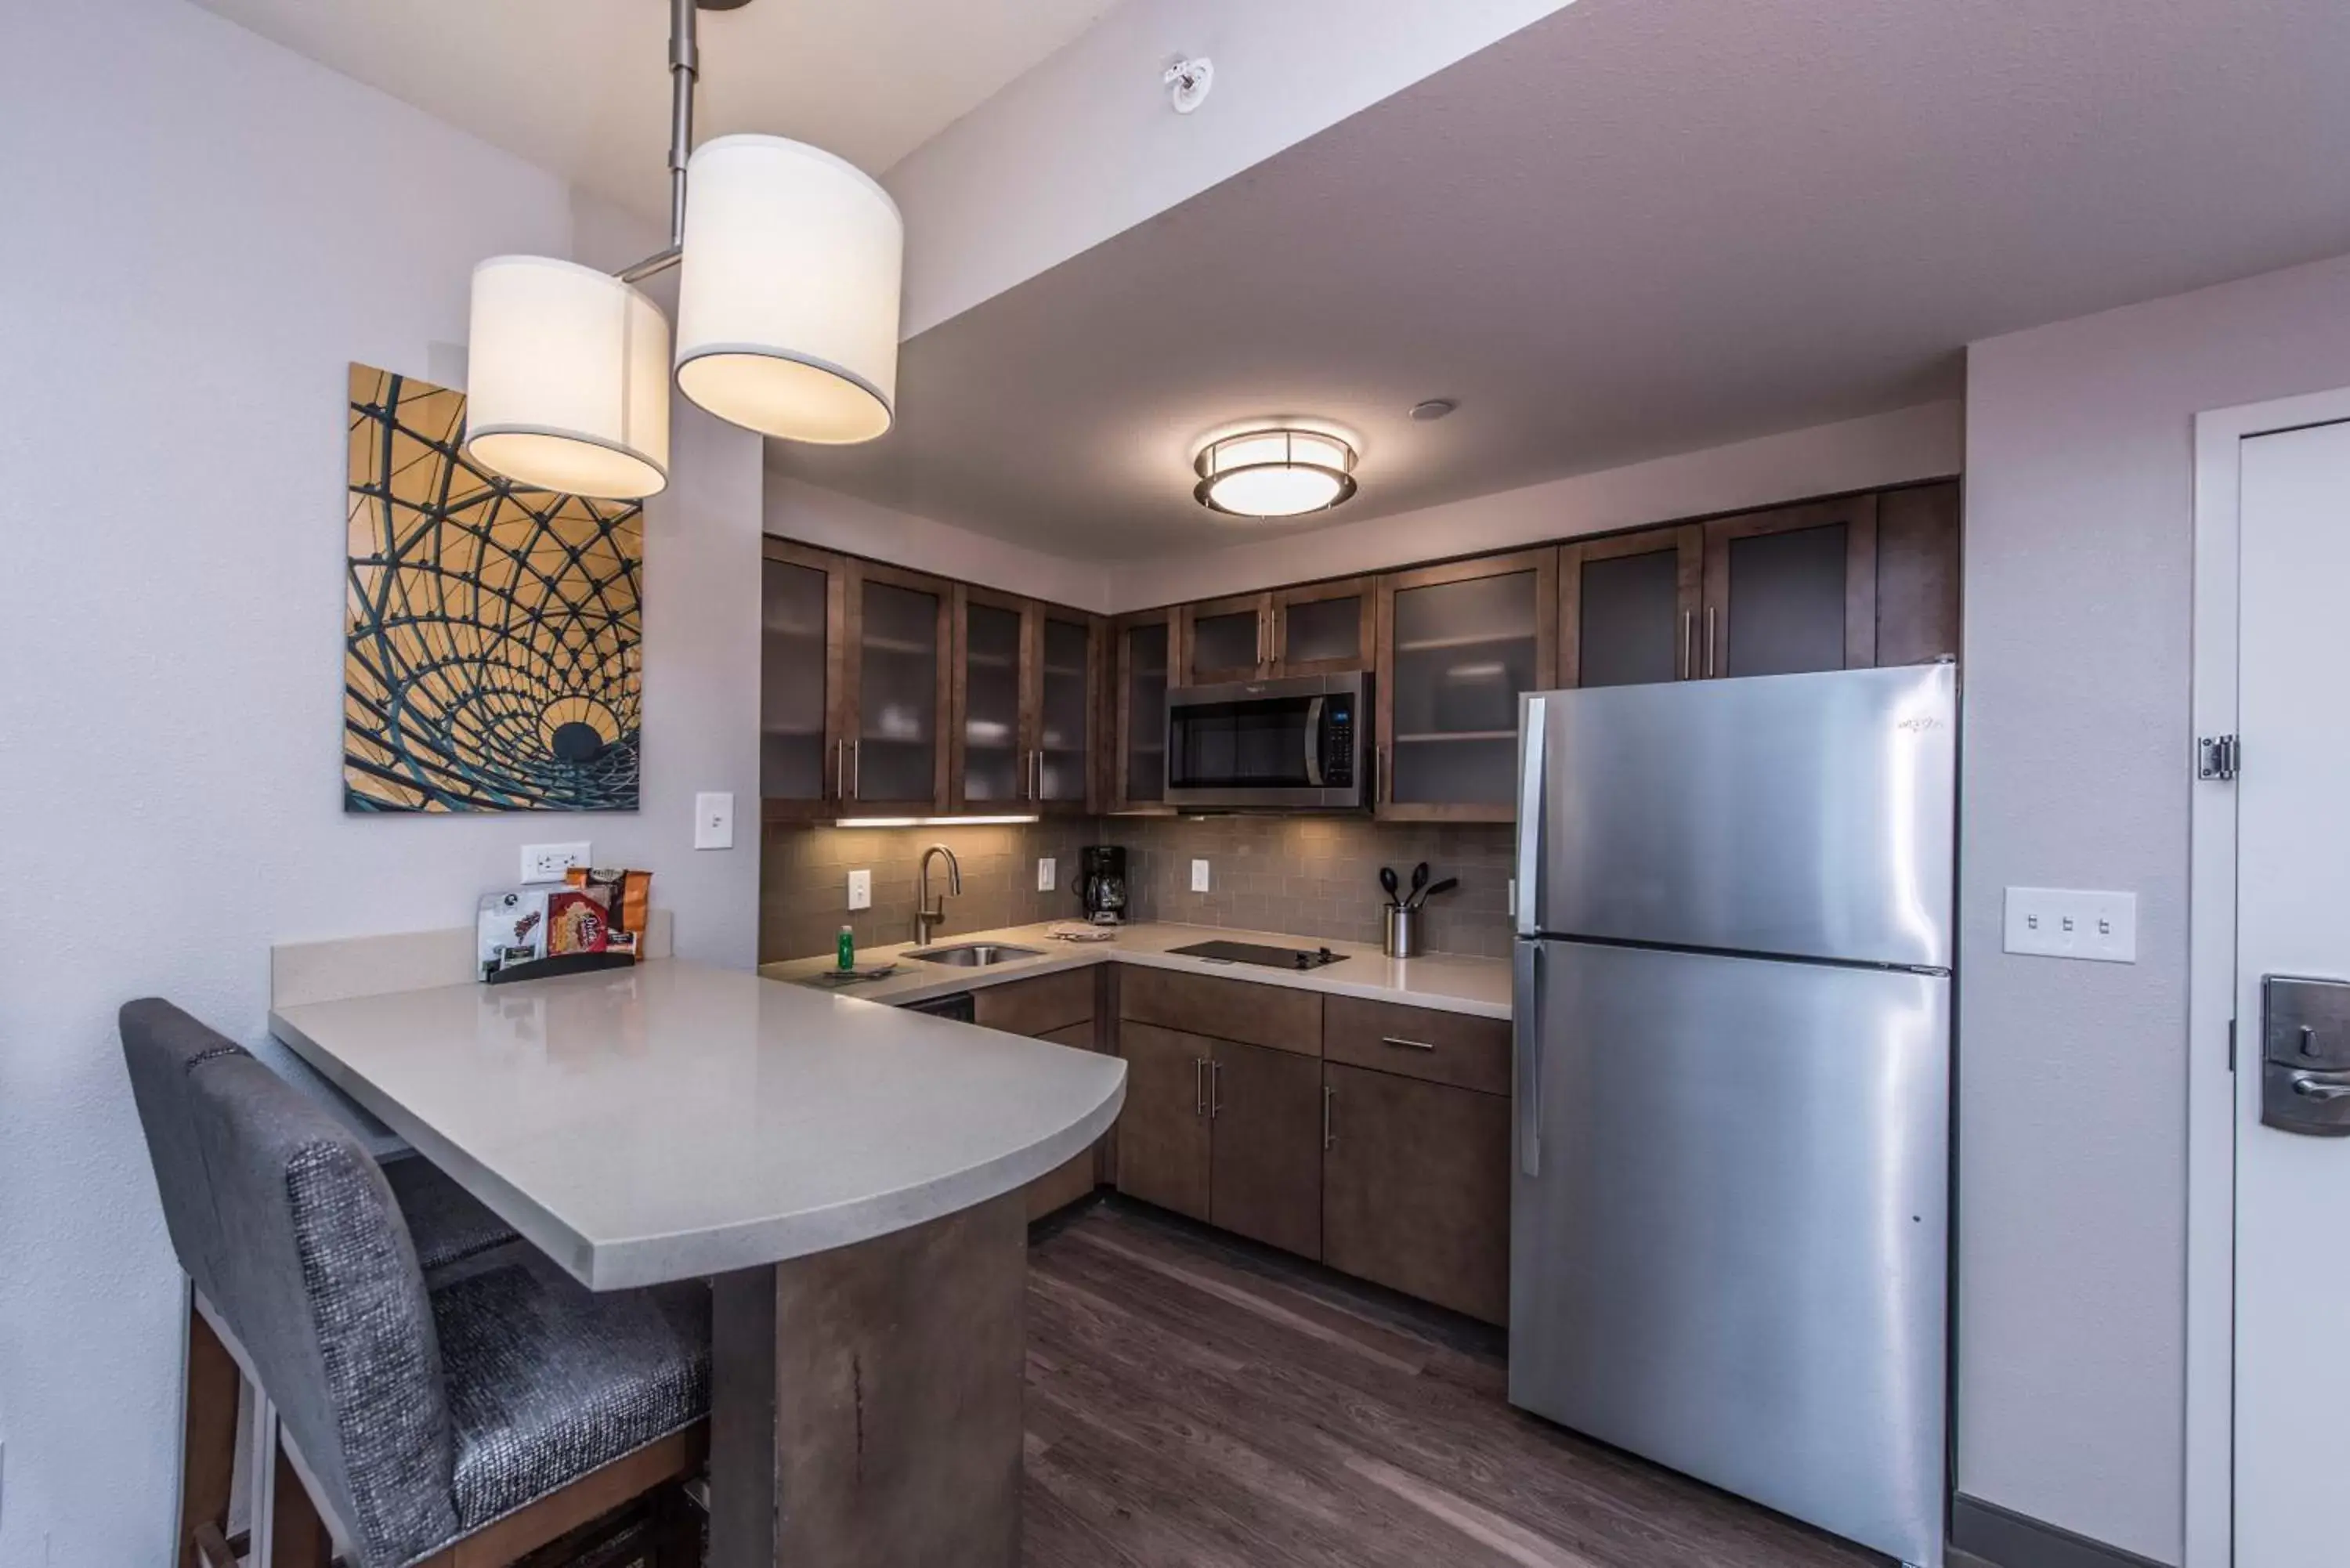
904 942 1043 967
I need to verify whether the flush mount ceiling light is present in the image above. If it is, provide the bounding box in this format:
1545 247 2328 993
461 0 904 500
1192 427 1358 518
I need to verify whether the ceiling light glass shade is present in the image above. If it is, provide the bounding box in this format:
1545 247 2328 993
674 135 905 445
1193 428 1358 517
462 257 671 499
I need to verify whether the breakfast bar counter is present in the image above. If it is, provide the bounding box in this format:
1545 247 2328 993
269 954 1126 1568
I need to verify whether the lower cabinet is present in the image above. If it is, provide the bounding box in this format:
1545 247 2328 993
1113 1020 1213 1221
1207 1039 1323 1259
1321 1063 1512 1324
973 970 1105 1220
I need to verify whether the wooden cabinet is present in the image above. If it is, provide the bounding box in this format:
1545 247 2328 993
1558 525 1703 688
1321 1063 1511 1324
949 591 1104 816
759 540 848 822
1374 549 1558 822
842 560 953 815
1272 579 1374 676
1119 967 1322 1054
1035 608 1101 815
1177 591 1274 684
1322 995 1511 1097
1110 610 1173 814
974 970 1107 1220
1873 480 1961 667
1113 1021 1213 1222
1208 1039 1323 1259
1699 493 1878 679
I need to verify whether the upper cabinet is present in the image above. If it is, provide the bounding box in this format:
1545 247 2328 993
1560 525 1702 688
760 541 848 822
844 562 953 814
1112 611 1173 814
1177 591 1273 685
1698 493 1878 678
949 587 1104 817
1035 609 1101 815
1374 550 1559 822
1174 579 1375 686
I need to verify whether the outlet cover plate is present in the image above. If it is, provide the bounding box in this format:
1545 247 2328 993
521 842 591 884
1036 857 1056 893
2004 887 2137 963
847 869 872 911
1191 858 1211 893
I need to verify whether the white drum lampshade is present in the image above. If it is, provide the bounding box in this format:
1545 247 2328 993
674 134 904 445
463 257 671 500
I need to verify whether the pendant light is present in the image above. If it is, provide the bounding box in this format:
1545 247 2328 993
1193 427 1359 518
462 0 903 500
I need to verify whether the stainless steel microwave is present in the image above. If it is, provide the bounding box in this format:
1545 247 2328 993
1164 672 1370 811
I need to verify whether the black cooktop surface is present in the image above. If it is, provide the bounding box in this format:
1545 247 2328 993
1167 939 1347 971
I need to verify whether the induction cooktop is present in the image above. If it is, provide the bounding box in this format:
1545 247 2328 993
1166 939 1346 971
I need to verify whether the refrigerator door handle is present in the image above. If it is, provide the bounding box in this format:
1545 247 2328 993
1516 695 1546 938
1514 940 1542 1177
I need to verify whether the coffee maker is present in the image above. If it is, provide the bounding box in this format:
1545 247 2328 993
1078 845 1128 925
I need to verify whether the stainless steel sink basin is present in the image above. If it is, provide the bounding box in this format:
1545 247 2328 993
904 942 1043 967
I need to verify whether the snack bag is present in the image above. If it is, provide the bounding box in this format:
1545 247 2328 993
477 889 549 980
545 885 613 956
565 866 653 959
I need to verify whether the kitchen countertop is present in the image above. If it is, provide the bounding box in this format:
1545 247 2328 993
269 959 1127 1290
760 920 1513 1021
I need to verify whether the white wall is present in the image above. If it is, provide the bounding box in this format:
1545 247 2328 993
0 3 762 1563
1958 250 2350 1564
767 475 1115 612
888 0 1574 335
1107 401 1963 609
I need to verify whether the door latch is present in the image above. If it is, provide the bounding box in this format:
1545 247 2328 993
2198 735 2240 780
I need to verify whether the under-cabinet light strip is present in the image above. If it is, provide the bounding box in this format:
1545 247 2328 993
832 815 1042 829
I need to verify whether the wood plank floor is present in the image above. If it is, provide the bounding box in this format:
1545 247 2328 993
1021 1200 1888 1568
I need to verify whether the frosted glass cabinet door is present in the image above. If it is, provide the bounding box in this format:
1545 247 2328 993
1376 550 1557 821
1274 579 1373 676
1118 616 1170 809
848 566 947 809
1037 615 1094 809
760 540 844 819
1182 592 1272 684
1699 496 1878 678
957 594 1024 807
1560 525 1701 689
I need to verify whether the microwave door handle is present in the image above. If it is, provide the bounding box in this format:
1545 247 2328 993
1303 696 1325 787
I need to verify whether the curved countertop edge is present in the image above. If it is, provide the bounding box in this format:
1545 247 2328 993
761 919 1513 1020
268 974 1129 1292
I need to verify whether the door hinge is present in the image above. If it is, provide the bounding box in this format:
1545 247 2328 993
2198 735 2240 781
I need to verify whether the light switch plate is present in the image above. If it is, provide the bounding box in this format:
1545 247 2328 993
1191 858 1212 893
521 842 590 884
693 792 735 851
847 869 871 911
1036 857 1056 893
2004 887 2137 963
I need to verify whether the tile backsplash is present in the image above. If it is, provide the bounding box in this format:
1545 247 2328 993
761 815 1517 964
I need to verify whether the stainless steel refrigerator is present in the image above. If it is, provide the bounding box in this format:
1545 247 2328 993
1509 663 1954 1568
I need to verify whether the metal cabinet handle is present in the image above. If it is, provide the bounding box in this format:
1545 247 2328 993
1682 610 1694 680
1209 1059 1223 1118
1704 606 1716 678
833 739 844 800
1194 1057 1206 1117
1380 1035 1436 1053
851 739 861 799
1322 1083 1336 1151
2290 1071 2350 1102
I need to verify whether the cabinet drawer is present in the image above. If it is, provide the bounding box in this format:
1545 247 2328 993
1119 966 1321 1057
1322 995 1509 1096
973 967 1095 1038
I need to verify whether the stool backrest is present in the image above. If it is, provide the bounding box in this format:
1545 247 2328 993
120 998 242 1308
121 999 460 1567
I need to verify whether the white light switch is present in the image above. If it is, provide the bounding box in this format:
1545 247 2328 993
2004 887 2137 963
1191 858 1212 893
693 792 734 851
521 842 590 883
847 869 871 911
1036 857 1056 893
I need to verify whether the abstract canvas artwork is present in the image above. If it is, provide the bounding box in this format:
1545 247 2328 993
344 363 643 812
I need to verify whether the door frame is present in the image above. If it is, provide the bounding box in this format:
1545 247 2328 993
2185 383 2350 1568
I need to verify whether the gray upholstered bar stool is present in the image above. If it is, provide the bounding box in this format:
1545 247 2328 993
121 999 710 1568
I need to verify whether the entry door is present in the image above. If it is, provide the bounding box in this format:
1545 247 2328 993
2236 418 2350 1567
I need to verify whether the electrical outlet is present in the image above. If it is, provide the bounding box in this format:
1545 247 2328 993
847 869 872 911
1036 857 1056 893
693 791 735 851
2004 887 2137 963
520 842 590 884
1191 858 1212 894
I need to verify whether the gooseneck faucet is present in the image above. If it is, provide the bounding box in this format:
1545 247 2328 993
916 844 962 946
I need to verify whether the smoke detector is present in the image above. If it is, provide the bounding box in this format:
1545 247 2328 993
1164 57 1213 114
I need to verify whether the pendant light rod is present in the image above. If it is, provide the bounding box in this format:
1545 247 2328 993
615 0 701 284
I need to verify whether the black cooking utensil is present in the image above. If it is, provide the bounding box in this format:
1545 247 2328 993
1379 865 1400 907
1405 862 1430 906
1409 876 1458 910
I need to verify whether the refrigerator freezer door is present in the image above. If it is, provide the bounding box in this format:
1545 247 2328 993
1520 664 1955 967
1509 939 1948 1568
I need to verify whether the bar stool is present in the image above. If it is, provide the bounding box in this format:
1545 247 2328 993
121 999 710 1567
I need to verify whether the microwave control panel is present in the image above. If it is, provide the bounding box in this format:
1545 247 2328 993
1321 695 1355 786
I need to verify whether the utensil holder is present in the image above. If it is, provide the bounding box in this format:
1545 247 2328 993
1383 905 1422 959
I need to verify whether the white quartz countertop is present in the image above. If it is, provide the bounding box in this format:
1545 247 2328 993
269 959 1126 1291
760 920 1513 1020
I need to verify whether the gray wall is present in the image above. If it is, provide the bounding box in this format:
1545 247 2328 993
0 2 764 1559
1958 250 2350 1563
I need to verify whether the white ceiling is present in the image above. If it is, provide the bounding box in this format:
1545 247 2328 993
188 0 1120 219
775 0 2350 562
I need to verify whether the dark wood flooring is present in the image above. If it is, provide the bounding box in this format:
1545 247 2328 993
1021 1199 1887 1568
